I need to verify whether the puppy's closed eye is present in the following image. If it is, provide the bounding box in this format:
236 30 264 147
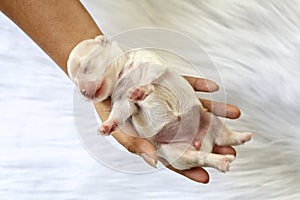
83 66 89 73
82 64 93 74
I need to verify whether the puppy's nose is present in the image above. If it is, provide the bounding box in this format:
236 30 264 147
81 89 88 96
81 88 95 99
79 81 97 99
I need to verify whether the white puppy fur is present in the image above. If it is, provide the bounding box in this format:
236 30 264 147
67 36 252 172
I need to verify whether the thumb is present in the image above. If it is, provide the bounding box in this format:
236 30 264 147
112 129 158 168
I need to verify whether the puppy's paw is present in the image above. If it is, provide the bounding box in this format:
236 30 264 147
95 35 109 46
239 132 253 144
98 120 118 135
127 87 146 102
216 131 253 146
217 155 235 172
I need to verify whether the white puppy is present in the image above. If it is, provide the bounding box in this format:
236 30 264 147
67 36 252 172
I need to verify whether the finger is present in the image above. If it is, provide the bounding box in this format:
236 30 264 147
94 98 112 118
160 158 210 183
168 166 210 184
200 99 241 119
184 76 219 92
112 130 158 167
213 146 236 157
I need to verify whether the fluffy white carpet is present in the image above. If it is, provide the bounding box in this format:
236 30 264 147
82 0 300 198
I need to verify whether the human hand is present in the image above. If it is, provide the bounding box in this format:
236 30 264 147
94 76 240 184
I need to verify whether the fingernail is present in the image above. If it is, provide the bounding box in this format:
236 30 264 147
140 153 157 168
197 79 219 92
208 82 219 92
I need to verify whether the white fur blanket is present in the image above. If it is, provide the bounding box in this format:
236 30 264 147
83 0 300 199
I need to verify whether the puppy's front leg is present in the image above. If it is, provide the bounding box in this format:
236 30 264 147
127 84 155 102
98 100 137 135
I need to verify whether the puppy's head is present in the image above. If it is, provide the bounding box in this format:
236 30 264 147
67 36 123 102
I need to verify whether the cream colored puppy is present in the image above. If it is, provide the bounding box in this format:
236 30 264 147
67 36 252 171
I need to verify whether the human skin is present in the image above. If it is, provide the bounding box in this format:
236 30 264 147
0 0 240 183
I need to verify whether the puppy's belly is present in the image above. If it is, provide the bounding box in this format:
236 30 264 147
133 108 198 145
155 120 195 144
131 84 199 145
131 84 178 137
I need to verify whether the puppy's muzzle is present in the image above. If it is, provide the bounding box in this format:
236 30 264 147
79 81 98 99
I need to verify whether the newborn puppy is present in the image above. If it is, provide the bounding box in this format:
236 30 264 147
68 36 252 172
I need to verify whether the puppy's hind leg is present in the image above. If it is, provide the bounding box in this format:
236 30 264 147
158 143 235 172
158 143 199 170
216 125 252 146
204 112 252 146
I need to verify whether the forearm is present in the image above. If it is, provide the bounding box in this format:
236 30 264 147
0 0 102 74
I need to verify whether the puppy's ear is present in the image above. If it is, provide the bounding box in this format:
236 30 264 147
95 35 110 46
